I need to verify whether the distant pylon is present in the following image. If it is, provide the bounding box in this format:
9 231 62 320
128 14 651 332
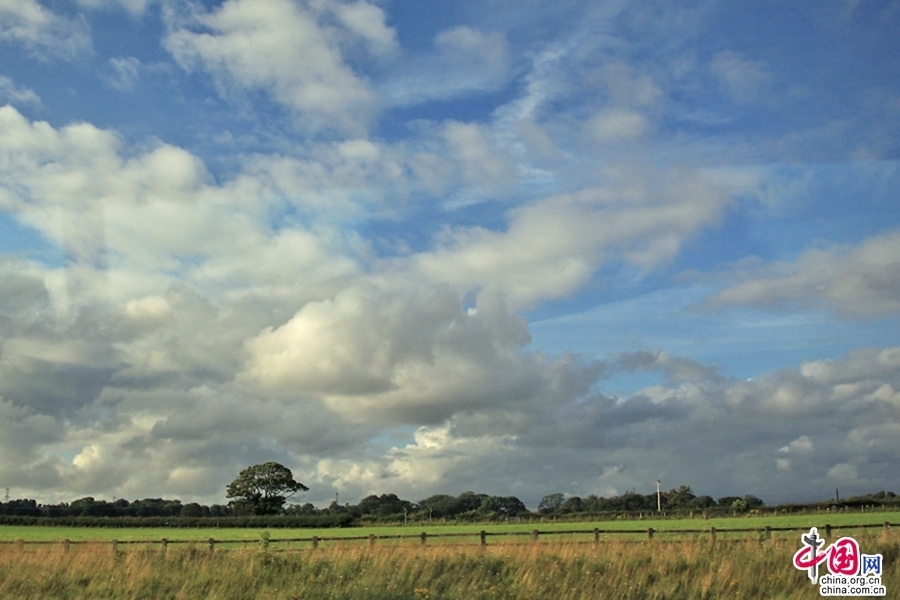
4 487 8 503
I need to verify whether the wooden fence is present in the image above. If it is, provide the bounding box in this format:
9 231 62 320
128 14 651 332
0 521 893 553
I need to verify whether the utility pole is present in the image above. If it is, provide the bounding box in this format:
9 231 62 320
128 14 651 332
656 480 661 513
4 487 8 503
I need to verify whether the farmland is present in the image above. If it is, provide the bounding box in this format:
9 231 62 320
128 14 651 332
1 510 897 544
0 512 896 599
0 511 895 599
0 530 897 600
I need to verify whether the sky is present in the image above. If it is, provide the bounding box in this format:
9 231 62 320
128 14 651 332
0 0 898 510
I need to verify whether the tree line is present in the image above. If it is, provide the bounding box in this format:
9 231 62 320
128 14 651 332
3 461 897 527
1 487 897 528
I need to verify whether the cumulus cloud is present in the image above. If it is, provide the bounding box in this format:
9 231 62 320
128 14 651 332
0 105 604 502
291 342 900 505
332 0 397 59
0 105 362 303
241 282 599 425
0 258 49 320
0 397 63 468
0 106 208 270
0 115 896 504
1 0 897 510
164 0 383 133
410 169 728 309
0 0 92 60
711 230 900 317
404 120 518 202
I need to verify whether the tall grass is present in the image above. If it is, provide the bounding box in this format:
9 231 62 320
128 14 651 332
0 533 896 599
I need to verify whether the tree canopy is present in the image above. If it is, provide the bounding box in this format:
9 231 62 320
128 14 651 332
226 462 308 515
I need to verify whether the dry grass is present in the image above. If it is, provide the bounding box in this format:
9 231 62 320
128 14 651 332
0 532 895 599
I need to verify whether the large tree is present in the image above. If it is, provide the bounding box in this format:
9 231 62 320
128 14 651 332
537 493 565 514
226 462 309 515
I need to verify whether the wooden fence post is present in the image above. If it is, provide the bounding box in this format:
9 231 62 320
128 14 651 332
162 539 168 553
647 528 654 540
709 527 716 549
312 536 319 549
480 530 486 546
112 539 118 554
420 532 427 546
531 529 539 543
63 539 70 553
765 526 771 541
208 538 215 554
16 539 23 553
593 528 600 545
825 524 832 539
885 522 891 536
369 534 376 548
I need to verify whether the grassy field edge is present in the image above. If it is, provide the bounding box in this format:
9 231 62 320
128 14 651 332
1 511 898 543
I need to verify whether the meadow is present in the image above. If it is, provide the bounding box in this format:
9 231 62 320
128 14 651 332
1 510 897 545
0 512 896 599
0 531 896 600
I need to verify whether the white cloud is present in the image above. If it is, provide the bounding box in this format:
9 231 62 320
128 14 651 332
164 0 380 133
405 121 517 202
332 0 397 59
0 0 897 509
588 59 664 111
313 424 517 498
299 341 900 505
0 75 41 107
383 26 510 107
0 106 210 270
0 0 92 60
827 462 858 481
241 282 592 425
586 108 650 141
102 56 142 91
779 435 813 454
410 169 728 309
434 26 507 71
243 282 432 397
710 51 772 105
0 106 362 304
712 230 900 317
240 139 406 216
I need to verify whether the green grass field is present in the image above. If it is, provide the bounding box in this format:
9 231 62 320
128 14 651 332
1 511 897 546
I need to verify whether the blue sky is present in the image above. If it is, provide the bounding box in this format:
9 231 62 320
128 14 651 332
0 0 898 509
